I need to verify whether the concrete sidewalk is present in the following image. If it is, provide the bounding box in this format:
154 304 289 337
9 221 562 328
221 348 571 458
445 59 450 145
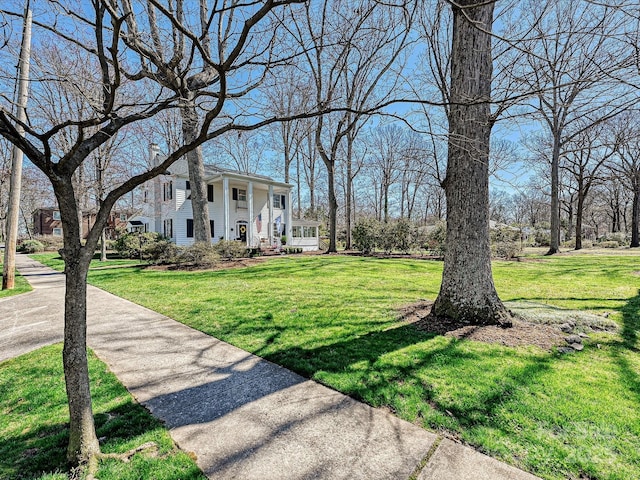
2 254 540 480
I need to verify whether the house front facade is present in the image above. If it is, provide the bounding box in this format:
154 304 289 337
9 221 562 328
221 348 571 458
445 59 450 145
129 146 320 251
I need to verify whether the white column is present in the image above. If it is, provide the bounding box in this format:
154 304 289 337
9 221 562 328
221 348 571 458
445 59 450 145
223 176 230 241
248 181 254 247
268 184 274 245
286 188 293 243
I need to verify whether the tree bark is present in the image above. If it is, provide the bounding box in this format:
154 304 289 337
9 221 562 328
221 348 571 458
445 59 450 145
325 160 338 252
575 193 584 250
57 184 100 466
632 184 639 247
546 134 561 255
431 0 511 327
345 141 353 250
181 101 211 242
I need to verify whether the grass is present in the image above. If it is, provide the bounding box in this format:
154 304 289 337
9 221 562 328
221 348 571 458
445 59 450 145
0 254 32 298
0 344 206 480
31 252 640 480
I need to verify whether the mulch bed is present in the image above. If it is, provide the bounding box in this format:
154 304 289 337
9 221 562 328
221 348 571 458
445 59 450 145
401 301 566 351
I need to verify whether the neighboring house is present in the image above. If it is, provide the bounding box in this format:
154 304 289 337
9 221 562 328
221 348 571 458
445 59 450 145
33 207 130 239
33 207 63 237
128 145 320 251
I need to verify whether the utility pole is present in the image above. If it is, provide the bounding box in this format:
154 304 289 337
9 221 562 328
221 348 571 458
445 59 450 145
3 3 32 290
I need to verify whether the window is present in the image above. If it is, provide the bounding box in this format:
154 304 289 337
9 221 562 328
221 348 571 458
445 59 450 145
119 213 127 221
52 211 61 220
303 226 317 238
273 222 286 238
273 194 283 209
163 219 173 238
233 188 247 208
53 227 62 236
207 184 214 202
143 190 149 203
292 226 302 238
163 181 173 201
187 219 214 238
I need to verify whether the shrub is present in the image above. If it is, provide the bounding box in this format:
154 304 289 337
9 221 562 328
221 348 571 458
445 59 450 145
392 218 416 254
377 222 396 254
17 239 45 254
352 218 380 254
598 232 627 246
33 235 64 251
213 240 248 260
175 242 220 268
533 229 551 247
489 227 521 259
113 232 162 259
422 222 446 255
491 241 521 259
599 241 619 249
145 238 180 264
283 246 303 254
562 238 593 249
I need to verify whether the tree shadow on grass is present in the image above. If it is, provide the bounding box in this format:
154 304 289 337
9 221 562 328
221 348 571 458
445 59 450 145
262 323 554 433
0 400 204 480
612 290 640 401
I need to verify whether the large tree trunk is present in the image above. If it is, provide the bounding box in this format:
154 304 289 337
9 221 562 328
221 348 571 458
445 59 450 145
63 252 100 465
181 100 211 242
325 160 338 252
345 136 354 250
575 192 584 250
632 184 639 248
547 135 561 255
431 0 511 327
57 185 100 466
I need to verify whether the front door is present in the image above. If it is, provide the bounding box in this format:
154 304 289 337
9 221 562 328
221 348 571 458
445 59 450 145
236 221 248 243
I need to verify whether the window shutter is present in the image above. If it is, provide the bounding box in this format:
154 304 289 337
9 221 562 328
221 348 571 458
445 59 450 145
232 188 238 200
281 195 286 209
207 184 214 202
187 219 194 238
210 220 215 238
186 180 190 190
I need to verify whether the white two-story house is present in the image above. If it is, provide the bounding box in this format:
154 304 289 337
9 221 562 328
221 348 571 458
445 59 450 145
128 144 320 251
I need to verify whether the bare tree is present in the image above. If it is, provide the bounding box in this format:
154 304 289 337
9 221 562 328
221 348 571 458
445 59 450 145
0 0 306 471
212 130 267 174
611 113 640 247
367 124 405 222
517 0 635 254
284 0 415 252
562 122 616 249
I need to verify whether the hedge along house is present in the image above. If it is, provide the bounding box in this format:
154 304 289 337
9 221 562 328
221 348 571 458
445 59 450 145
128 144 320 251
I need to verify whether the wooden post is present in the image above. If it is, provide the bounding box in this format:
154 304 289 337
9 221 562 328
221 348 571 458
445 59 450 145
3 4 32 290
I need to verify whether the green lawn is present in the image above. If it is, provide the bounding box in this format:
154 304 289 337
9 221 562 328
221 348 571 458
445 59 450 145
32 252 640 480
0 344 206 480
0 255 32 298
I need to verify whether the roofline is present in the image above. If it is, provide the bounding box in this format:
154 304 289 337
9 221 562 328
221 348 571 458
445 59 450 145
204 172 292 189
